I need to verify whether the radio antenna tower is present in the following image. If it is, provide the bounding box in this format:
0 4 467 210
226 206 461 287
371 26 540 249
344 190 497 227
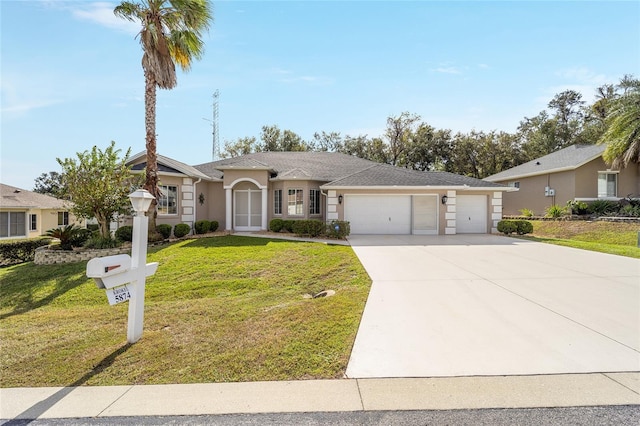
211 90 220 161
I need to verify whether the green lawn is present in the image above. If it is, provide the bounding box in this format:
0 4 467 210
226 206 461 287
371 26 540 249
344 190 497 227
522 220 640 258
0 236 371 387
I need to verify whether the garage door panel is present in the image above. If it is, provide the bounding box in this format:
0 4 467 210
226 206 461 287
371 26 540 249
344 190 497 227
456 195 487 233
345 195 411 234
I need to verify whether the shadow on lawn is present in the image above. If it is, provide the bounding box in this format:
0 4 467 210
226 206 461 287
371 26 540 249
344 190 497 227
0 263 88 321
4 343 132 425
182 235 294 249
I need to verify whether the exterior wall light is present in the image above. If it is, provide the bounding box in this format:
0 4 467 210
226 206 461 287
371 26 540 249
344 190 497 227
338 195 343 204
441 195 448 205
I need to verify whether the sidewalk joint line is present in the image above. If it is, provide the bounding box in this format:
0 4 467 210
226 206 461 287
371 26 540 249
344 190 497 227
354 379 366 411
602 373 640 396
96 385 135 417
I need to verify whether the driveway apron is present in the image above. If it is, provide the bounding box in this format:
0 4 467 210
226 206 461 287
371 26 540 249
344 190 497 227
345 235 640 378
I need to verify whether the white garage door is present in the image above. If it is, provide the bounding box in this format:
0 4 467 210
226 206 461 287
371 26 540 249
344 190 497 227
456 195 487 233
345 195 411 234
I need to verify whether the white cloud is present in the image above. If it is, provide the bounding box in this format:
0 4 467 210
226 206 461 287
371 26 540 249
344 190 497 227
70 2 140 35
433 66 462 75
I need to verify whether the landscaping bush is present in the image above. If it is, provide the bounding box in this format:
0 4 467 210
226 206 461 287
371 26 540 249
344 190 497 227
86 224 100 233
282 220 296 233
0 238 51 264
544 204 569 219
588 199 618 216
84 236 120 249
497 220 518 235
619 204 640 217
194 220 211 235
157 224 172 239
514 220 533 235
292 220 325 237
269 218 284 232
173 223 191 238
45 225 87 250
115 225 133 242
209 220 219 232
519 208 534 217
567 200 590 215
325 220 350 239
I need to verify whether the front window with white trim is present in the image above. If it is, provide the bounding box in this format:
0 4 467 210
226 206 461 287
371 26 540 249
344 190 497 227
274 189 282 215
287 189 303 215
1 212 26 238
309 189 320 215
158 185 178 215
29 214 37 231
597 172 617 197
58 211 69 226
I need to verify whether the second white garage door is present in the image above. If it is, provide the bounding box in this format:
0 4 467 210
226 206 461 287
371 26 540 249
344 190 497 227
345 195 411 234
456 195 487 233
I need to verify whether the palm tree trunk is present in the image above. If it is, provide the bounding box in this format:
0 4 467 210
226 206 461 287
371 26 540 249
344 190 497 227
144 68 160 232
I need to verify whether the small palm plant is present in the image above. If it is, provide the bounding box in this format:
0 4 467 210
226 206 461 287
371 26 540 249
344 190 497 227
46 225 88 250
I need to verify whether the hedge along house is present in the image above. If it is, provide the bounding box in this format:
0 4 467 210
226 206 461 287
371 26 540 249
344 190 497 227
0 183 82 239
485 144 640 216
129 151 511 235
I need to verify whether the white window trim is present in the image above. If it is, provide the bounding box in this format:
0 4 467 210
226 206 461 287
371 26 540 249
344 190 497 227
274 189 282 215
597 171 618 198
29 214 37 232
158 185 179 216
309 189 321 215
287 188 304 216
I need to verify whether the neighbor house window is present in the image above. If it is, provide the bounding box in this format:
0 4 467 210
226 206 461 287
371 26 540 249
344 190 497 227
158 185 178 215
309 189 320 215
1 212 26 238
58 211 69 226
29 214 37 231
507 181 520 188
288 189 303 215
274 190 282 215
597 172 617 197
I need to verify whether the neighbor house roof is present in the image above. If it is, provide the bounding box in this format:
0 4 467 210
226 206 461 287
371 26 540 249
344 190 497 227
485 144 606 182
129 152 218 181
194 151 506 189
1 184 68 209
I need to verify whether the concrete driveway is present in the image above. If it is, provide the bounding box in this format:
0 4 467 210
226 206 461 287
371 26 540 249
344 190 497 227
345 234 640 378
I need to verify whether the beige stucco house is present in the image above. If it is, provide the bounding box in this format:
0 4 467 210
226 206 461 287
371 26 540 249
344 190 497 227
485 144 640 216
0 183 81 239
128 151 511 235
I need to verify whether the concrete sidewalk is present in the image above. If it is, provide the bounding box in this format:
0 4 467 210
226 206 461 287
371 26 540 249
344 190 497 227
2 373 639 420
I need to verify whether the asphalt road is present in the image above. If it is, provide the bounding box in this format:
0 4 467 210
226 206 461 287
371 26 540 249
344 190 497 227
3 406 639 426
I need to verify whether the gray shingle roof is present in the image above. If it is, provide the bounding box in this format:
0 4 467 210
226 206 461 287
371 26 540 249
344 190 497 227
128 152 217 181
485 144 606 182
1 183 69 209
195 152 504 188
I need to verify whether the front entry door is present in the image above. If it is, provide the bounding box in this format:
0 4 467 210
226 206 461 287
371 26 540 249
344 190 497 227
234 189 262 231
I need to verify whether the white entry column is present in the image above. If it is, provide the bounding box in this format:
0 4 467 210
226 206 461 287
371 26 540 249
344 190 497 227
261 187 268 230
225 188 232 231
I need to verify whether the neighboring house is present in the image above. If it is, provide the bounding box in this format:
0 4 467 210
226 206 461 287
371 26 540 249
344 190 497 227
485 144 640 216
0 184 81 239
128 151 511 235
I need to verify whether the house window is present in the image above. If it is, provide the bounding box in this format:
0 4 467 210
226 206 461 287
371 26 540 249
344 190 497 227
309 189 321 215
508 181 520 188
274 190 282 215
58 211 69 226
287 189 304 215
0 212 26 238
158 185 178 215
597 173 617 197
29 214 37 231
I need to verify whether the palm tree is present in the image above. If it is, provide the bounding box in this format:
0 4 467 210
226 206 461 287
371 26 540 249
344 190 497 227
114 0 212 231
599 76 640 168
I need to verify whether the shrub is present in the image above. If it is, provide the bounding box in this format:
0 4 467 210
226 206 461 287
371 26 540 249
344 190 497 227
497 220 517 235
194 220 211 235
209 220 219 232
115 225 133 242
514 220 533 235
588 199 619 216
269 218 284 232
544 204 568 219
519 208 534 217
282 220 296 233
567 200 590 215
157 224 172 239
325 220 350 239
84 236 120 249
173 223 191 238
46 225 86 250
619 204 640 217
0 238 51 263
87 224 100 233
292 220 325 237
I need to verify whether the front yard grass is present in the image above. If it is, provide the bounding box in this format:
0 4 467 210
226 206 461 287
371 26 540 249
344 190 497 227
522 220 640 258
0 236 371 387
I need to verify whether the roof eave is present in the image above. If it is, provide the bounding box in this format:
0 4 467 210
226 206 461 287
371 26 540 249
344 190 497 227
320 184 510 191
486 152 604 182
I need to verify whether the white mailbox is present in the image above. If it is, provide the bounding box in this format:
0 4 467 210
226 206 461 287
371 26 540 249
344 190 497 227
87 254 133 289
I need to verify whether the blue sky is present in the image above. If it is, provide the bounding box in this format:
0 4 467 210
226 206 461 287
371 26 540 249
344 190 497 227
2 0 639 190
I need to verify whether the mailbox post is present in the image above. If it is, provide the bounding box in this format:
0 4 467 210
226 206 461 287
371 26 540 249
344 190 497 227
86 189 157 344
127 189 155 343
